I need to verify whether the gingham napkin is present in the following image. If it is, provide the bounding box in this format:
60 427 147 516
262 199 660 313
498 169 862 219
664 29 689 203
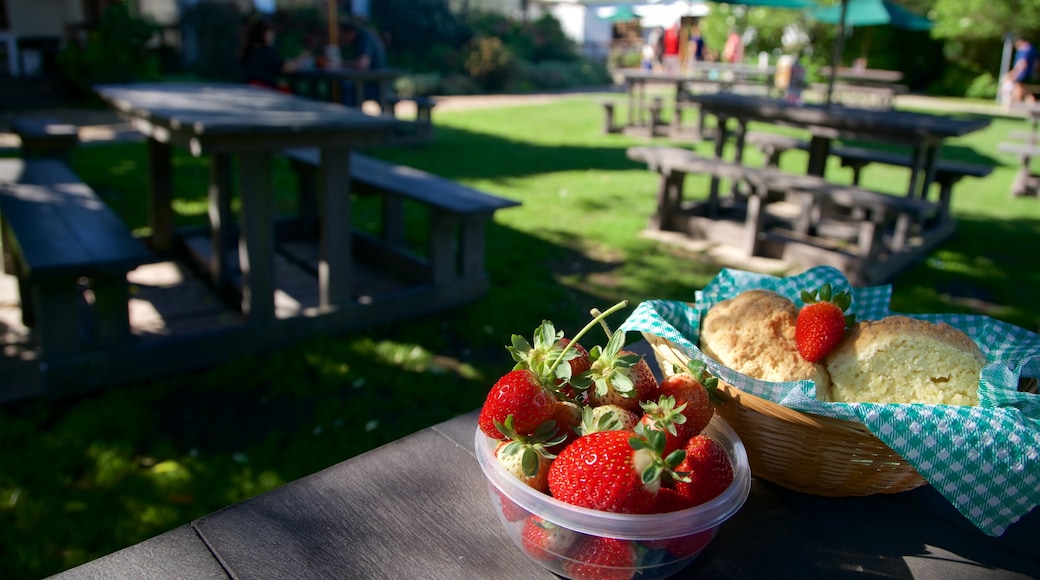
619 266 1040 536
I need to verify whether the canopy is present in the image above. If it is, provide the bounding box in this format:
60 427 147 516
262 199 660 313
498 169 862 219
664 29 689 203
711 0 819 8
811 0 933 30
600 5 641 22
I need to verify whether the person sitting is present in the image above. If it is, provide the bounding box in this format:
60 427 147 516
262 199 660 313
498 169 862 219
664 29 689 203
338 19 388 108
238 18 310 93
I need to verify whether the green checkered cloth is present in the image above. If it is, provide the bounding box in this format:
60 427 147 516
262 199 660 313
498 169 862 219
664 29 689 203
620 266 1040 537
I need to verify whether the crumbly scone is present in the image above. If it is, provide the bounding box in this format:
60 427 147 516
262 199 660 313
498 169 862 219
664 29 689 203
824 315 985 406
700 289 832 400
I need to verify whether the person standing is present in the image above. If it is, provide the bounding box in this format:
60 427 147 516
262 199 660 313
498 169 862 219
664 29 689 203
1007 36 1039 105
689 23 706 63
237 18 310 92
722 28 743 64
662 21 681 73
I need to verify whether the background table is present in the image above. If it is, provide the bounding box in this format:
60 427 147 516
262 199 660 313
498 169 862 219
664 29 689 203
687 92 991 201
56 407 1040 579
283 67 404 113
95 82 397 321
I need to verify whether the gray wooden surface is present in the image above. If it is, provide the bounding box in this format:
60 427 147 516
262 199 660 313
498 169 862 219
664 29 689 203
57 403 1040 579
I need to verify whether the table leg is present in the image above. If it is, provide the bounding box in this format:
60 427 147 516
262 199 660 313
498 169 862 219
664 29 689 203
806 135 831 177
208 154 233 292
626 81 636 128
907 143 939 200
707 114 731 219
319 147 353 309
378 80 389 115
237 151 275 321
146 138 174 252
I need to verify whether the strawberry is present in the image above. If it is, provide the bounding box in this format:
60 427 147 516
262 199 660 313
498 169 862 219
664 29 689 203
561 536 639 580
655 359 719 437
494 489 528 522
795 284 855 362
548 425 685 514
647 486 696 513
586 330 658 412
492 417 564 493
638 395 689 457
520 516 579 562
478 369 556 439
643 529 716 558
547 400 583 454
581 404 640 434
506 321 591 399
673 434 734 507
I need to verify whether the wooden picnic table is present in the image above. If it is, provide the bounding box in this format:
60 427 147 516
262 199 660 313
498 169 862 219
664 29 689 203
614 68 775 136
282 67 405 113
819 66 904 86
687 92 991 202
94 82 398 321
54 381 1040 579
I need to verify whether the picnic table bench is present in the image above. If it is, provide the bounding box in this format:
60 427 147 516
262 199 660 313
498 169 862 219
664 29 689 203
627 145 943 285
745 131 994 221
0 158 156 360
9 116 79 160
283 148 520 297
998 136 1040 197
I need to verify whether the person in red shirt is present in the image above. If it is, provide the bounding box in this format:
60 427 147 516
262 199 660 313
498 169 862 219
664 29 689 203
662 21 680 72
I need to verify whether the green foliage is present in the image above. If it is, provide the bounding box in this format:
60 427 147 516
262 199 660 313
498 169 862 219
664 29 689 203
964 72 1000 99
56 3 161 97
179 1 245 81
371 0 472 55
463 36 516 92
464 12 579 63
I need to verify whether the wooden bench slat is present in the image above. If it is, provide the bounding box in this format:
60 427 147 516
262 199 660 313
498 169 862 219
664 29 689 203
283 149 519 214
0 160 155 275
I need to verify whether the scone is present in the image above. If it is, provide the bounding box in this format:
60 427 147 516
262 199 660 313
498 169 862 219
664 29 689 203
700 289 832 400
824 316 985 406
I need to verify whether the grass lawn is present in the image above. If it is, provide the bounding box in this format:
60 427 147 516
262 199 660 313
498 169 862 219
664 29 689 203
2 94 1039 577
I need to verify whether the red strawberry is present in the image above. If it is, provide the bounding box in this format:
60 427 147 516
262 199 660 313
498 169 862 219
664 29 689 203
648 486 696 513
638 395 689 457
547 400 583 454
586 330 658 412
656 359 719 437
478 369 555 439
520 516 579 562
643 529 716 558
548 425 684 514
673 435 734 507
495 489 528 522
562 536 639 580
506 322 591 399
795 284 855 362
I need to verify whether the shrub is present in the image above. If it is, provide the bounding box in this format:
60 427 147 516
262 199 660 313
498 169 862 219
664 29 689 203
179 1 244 81
463 36 516 92
57 4 161 98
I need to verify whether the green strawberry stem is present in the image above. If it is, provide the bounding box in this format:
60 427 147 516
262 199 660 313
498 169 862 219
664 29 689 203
547 300 628 376
589 308 613 340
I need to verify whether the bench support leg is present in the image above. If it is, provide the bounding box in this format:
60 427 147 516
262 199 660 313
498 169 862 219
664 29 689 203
147 139 175 252
237 152 276 321
90 274 133 349
428 211 461 285
319 147 353 309
30 275 84 358
651 170 686 231
208 154 234 293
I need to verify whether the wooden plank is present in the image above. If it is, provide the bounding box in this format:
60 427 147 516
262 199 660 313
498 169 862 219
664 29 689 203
283 148 520 214
236 151 275 321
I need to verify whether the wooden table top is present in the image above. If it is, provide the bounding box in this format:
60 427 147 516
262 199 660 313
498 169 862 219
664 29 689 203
94 82 399 154
56 405 1040 579
819 66 905 84
686 92 991 143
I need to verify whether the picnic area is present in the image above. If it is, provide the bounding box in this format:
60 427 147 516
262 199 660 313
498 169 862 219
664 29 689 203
2 1 1040 578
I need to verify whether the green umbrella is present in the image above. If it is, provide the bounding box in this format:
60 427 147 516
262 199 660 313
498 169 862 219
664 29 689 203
602 5 640 22
711 0 819 7
810 0 933 29
812 0 933 105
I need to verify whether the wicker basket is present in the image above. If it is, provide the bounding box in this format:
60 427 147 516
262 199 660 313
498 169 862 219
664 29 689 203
644 332 928 497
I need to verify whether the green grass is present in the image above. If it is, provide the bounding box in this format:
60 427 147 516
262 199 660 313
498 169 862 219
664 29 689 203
2 95 1040 577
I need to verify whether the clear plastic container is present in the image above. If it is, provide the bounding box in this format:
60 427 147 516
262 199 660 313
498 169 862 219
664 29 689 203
475 416 751 579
